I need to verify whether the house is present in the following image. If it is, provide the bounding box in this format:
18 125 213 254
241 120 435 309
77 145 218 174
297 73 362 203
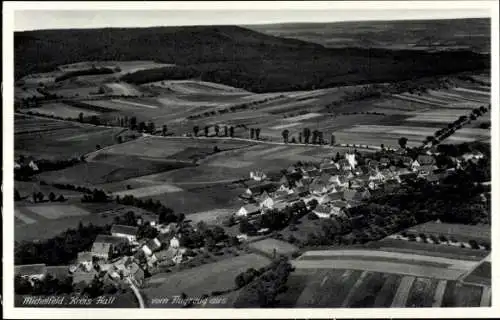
369 170 386 184
91 234 126 260
279 172 302 188
345 152 357 169
111 225 139 243
425 173 440 184
309 181 330 196
337 159 352 171
343 189 370 202
250 170 267 181
417 154 436 166
317 192 343 204
242 182 276 198
276 183 294 194
137 214 159 227
313 204 335 218
258 194 275 210
410 160 421 171
141 238 162 256
417 165 438 176
367 159 380 170
236 204 260 217
158 222 176 234
28 160 39 171
169 235 181 249
399 172 418 182
293 186 310 197
367 180 378 190
77 252 94 271
15 264 47 282
323 167 340 175
286 165 298 174
380 157 391 167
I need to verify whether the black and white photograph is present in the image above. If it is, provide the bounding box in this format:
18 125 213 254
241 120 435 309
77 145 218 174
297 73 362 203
2 1 498 318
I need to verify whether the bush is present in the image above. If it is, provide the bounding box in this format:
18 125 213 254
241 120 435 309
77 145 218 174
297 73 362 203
307 212 318 220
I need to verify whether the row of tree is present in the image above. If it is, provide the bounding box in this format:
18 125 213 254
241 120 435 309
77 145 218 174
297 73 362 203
281 128 334 145
193 125 235 138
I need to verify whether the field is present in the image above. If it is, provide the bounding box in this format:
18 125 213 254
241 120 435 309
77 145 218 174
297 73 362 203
104 82 143 96
26 102 100 118
20 204 90 220
143 80 251 95
248 239 299 257
15 115 130 160
403 222 491 244
14 203 151 242
142 253 271 306
58 60 174 75
294 249 477 280
462 261 491 286
367 238 490 261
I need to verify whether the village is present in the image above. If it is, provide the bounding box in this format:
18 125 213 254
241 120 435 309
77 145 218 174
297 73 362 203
14 137 489 307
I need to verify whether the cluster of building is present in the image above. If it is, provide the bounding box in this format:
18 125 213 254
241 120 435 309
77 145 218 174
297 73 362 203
15 219 187 292
236 149 457 220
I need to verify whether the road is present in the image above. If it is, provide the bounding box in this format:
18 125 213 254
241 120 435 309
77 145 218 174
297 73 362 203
126 278 145 309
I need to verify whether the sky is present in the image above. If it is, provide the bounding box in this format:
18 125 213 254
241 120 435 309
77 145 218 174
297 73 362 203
14 8 490 31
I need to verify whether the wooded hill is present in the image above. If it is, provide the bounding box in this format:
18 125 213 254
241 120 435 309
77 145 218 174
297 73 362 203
15 25 489 92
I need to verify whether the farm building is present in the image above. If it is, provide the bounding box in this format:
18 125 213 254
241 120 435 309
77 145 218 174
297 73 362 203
343 189 371 202
14 264 47 282
77 252 93 271
250 170 267 181
242 182 277 198
91 234 126 260
258 193 275 210
417 165 439 176
137 214 159 226
141 238 162 256
236 204 260 217
111 224 139 243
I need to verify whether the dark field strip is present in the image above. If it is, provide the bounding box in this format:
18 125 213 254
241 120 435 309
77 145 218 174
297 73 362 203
276 274 310 307
372 274 403 307
346 272 389 308
442 282 483 307
368 239 489 261
463 262 491 286
299 255 450 268
310 269 363 308
406 277 439 307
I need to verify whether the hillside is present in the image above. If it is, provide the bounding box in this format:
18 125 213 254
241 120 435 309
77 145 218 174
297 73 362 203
247 18 491 54
15 25 489 92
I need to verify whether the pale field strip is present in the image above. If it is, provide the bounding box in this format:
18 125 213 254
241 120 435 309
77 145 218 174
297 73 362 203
407 222 491 240
111 99 158 109
342 125 440 136
151 80 251 95
24 205 90 219
144 253 270 295
442 136 479 143
284 112 323 122
249 238 299 256
453 87 491 97
57 128 116 142
14 209 37 224
105 83 142 96
390 276 416 307
27 102 99 117
406 116 467 123
259 98 319 113
243 145 289 157
112 184 183 198
400 92 453 105
393 94 445 106
187 208 235 224
263 148 318 162
432 280 448 307
480 286 492 307
84 99 139 110
341 271 369 307
291 260 466 280
427 90 468 102
208 159 254 168
299 250 477 270
270 122 302 130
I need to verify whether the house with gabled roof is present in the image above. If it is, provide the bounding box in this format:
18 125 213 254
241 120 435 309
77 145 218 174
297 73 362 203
141 238 162 256
383 179 400 193
343 189 371 202
250 170 267 181
137 214 159 227
77 252 94 271
91 234 126 260
293 185 310 197
236 204 260 217
410 159 421 171
337 159 352 171
417 165 439 177
369 170 386 184
313 204 335 219
242 182 277 198
309 181 330 196
380 157 391 167
111 225 139 243
72 267 99 286
258 193 275 210
15 264 47 282
46 266 71 281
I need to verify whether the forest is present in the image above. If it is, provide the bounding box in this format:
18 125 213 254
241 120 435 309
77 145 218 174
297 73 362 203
15 26 489 92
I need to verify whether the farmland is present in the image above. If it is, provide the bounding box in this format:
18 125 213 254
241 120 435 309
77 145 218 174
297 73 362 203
402 222 491 244
142 253 271 307
26 102 100 118
15 115 131 160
